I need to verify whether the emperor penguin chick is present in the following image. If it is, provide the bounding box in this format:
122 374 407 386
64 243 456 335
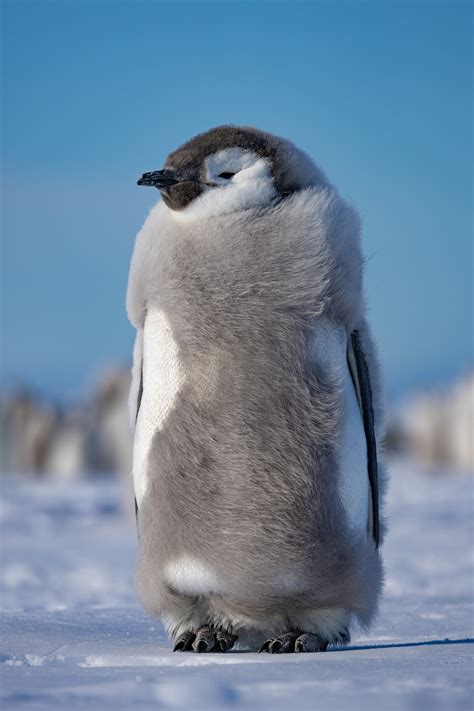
127 125 387 653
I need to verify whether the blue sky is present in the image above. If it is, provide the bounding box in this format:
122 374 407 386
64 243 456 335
2 0 472 400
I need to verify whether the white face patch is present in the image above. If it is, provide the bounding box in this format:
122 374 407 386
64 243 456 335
205 146 263 183
170 148 277 222
132 309 184 507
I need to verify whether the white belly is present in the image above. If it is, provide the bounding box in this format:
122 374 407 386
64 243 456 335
133 309 184 507
309 319 369 533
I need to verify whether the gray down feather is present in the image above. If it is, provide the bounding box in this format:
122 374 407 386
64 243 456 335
127 134 387 644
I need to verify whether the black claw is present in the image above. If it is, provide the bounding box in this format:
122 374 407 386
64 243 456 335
269 640 282 654
195 639 208 653
258 639 272 653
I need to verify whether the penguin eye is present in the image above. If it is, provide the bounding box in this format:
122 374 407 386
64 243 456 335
218 172 236 179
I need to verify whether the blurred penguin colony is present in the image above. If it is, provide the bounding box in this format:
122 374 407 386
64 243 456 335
1 369 132 480
1 368 473 480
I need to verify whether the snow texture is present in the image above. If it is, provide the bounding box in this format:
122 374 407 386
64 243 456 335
1 459 473 710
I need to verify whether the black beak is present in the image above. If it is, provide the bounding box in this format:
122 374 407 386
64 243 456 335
137 169 179 189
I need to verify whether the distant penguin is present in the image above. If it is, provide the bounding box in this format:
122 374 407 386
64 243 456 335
127 125 387 653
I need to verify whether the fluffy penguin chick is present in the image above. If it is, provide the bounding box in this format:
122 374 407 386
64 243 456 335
127 125 387 654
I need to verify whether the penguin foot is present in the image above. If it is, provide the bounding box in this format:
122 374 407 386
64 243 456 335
259 631 329 654
174 626 237 653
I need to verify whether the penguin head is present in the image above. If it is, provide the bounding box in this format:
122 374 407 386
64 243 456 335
137 125 329 221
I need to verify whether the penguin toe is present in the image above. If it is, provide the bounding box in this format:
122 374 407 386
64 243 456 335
192 625 217 653
258 638 273 653
216 629 237 652
294 633 328 653
173 630 196 652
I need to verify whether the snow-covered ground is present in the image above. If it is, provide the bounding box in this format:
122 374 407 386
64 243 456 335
1 460 473 710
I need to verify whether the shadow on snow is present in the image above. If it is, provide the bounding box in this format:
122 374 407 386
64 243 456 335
338 637 474 653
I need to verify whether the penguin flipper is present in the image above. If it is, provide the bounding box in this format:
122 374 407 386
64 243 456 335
129 328 144 523
134 363 142 522
129 328 144 429
347 330 380 548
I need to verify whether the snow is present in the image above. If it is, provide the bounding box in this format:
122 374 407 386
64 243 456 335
1 460 473 710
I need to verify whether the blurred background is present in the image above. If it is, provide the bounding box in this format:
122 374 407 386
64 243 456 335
1 0 472 488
